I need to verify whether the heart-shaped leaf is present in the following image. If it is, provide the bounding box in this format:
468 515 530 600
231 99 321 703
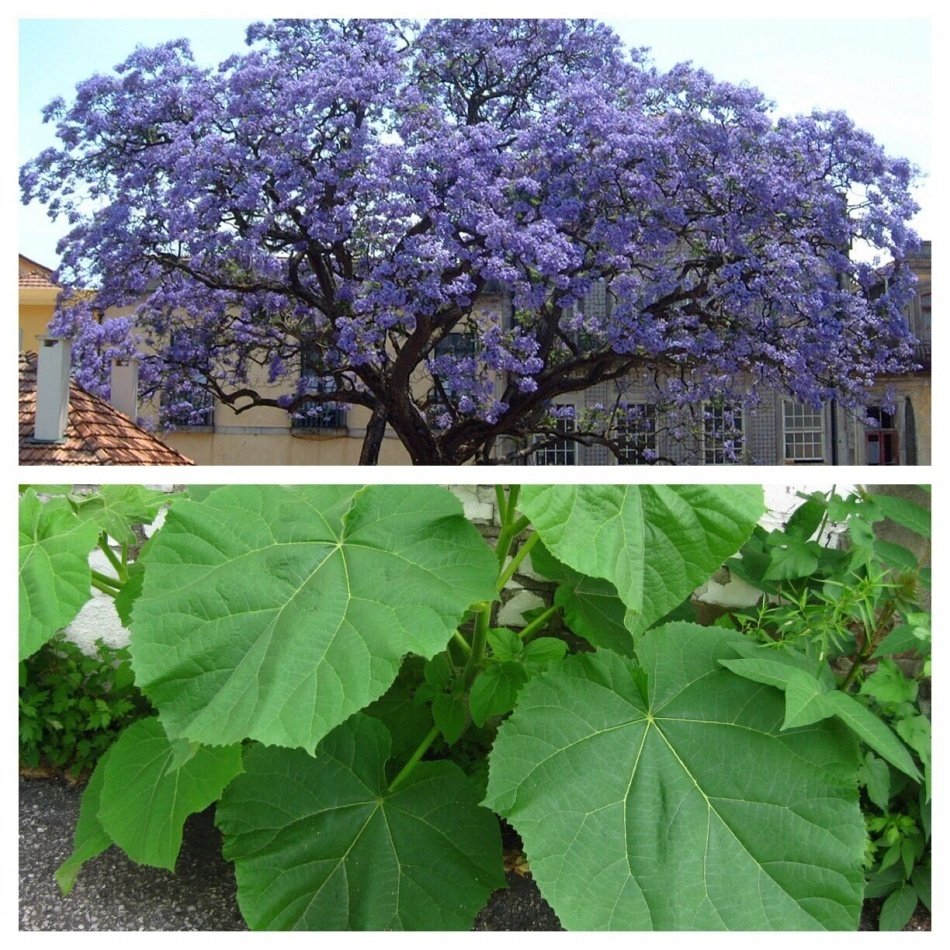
518 485 764 637
72 484 175 545
216 714 504 930
19 490 100 660
529 541 632 654
485 624 865 930
97 718 243 869
130 485 497 750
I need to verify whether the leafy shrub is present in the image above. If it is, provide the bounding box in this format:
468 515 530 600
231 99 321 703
17 484 931 930
725 486 931 930
19 637 151 780
18 484 175 777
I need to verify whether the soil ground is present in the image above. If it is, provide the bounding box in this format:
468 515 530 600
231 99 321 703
19 776 928 932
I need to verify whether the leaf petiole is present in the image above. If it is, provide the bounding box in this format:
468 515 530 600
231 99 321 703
90 570 123 597
97 534 128 584
497 531 539 591
463 604 492 689
387 724 440 794
518 605 558 641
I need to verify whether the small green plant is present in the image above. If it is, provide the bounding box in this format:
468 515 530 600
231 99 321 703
18 484 931 931
725 486 931 930
19 637 152 780
18 484 178 779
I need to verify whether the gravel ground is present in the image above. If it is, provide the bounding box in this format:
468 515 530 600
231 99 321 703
19 776 560 932
20 776 929 932
19 777 246 930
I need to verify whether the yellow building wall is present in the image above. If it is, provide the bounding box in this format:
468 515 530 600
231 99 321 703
165 425 411 465
18 297 57 351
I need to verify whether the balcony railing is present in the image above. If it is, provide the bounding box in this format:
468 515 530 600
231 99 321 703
291 400 347 430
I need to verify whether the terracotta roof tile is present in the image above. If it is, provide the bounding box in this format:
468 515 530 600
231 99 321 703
19 254 58 289
19 271 59 289
19 352 195 466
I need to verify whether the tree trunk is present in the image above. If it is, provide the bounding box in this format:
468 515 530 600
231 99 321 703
384 399 447 465
359 407 389 465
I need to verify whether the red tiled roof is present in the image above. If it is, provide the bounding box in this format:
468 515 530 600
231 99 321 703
19 255 58 290
19 352 195 466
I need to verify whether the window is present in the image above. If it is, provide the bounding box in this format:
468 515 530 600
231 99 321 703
703 403 744 465
615 403 657 464
294 351 346 429
562 282 608 352
163 331 214 427
865 407 899 465
533 405 576 465
433 331 476 359
783 401 825 464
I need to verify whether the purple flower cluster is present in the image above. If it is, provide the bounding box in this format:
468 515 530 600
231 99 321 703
21 18 921 463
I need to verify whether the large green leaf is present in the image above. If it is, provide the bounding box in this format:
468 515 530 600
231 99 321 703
97 718 243 869
19 490 100 660
72 484 175 545
530 541 632 654
130 485 497 751
867 493 931 539
55 743 117 894
518 485 764 637
216 714 504 930
721 656 921 781
485 624 865 930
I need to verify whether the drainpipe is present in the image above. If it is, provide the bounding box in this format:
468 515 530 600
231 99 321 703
33 337 72 442
830 399 839 465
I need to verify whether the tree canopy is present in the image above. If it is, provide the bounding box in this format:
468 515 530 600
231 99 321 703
21 18 921 464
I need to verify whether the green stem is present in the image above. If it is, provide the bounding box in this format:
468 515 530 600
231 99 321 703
495 515 530 571
495 485 509 525
840 598 898 692
498 531 540 591
91 572 122 597
387 724 440 794
506 485 521 521
463 604 491 689
518 605 558 641
97 535 128 583
452 630 472 656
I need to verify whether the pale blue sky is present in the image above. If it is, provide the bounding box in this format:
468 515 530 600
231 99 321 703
18 13 933 267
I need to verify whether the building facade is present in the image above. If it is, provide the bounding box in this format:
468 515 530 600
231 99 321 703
18 245 931 466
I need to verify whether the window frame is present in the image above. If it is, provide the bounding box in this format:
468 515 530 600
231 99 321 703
701 402 745 465
614 401 657 465
782 400 826 465
864 406 900 465
532 403 578 466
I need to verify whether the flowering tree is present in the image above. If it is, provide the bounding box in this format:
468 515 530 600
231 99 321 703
21 18 921 464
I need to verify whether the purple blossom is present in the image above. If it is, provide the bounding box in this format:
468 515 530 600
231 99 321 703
20 18 922 464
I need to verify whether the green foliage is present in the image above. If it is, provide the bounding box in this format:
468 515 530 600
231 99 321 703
19 486 180 779
19 637 152 780
485 626 865 929
95 718 243 869
128 484 498 751
19 490 100 660
217 714 505 929
54 742 117 894
518 484 765 638
727 486 931 930
18 484 932 931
